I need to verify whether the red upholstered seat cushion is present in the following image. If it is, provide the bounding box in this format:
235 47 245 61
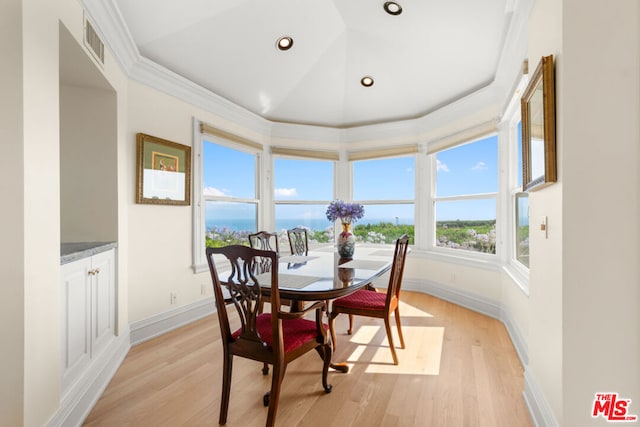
333 289 386 311
232 314 326 353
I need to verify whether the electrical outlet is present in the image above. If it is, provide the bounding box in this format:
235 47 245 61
170 292 177 304
201 283 207 295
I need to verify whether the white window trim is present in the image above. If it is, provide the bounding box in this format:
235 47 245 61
350 154 417 245
502 74 531 295
192 119 262 273
272 153 336 241
427 134 499 260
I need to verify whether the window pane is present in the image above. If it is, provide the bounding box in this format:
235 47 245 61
354 203 415 244
353 157 415 200
274 158 333 200
205 201 256 246
203 141 255 199
275 204 333 247
275 204 332 234
516 193 529 267
436 135 498 196
435 199 496 254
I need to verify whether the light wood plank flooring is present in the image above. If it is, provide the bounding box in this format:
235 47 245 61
84 291 533 426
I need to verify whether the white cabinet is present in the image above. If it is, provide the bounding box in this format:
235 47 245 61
60 248 115 393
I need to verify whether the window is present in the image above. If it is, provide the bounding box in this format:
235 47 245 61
433 135 498 254
514 121 529 267
515 192 529 267
203 140 259 247
273 157 334 248
352 156 415 244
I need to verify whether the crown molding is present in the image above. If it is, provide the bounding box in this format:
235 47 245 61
80 0 531 146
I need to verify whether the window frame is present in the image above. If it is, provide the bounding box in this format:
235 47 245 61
272 154 337 249
428 134 499 260
502 74 531 294
350 154 416 245
192 121 262 272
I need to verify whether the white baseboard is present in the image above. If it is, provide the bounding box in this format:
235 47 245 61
48 330 130 427
523 368 559 427
404 278 502 319
129 296 216 346
405 278 550 425
500 304 529 366
404 279 529 366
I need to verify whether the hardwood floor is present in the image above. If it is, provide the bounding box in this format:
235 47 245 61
84 291 533 427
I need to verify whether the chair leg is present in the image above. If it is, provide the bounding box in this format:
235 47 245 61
315 344 333 393
219 353 233 425
384 316 399 365
347 314 355 335
328 312 339 355
395 306 405 349
265 361 285 427
262 362 269 375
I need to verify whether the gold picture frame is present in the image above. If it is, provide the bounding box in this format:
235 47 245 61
521 55 557 192
136 133 191 205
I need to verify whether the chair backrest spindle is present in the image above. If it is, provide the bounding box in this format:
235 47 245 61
287 227 309 256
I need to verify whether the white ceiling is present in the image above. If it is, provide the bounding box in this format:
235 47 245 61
85 0 528 129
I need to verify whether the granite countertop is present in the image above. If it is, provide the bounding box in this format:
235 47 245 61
61 242 118 265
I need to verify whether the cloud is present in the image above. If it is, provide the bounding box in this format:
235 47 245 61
203 187 227 196
437 159 450 172
274 188 297 197
471 161 488 171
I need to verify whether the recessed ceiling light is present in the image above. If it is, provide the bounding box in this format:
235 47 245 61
276 36 293 51
361 76 374 87
384 1 402 15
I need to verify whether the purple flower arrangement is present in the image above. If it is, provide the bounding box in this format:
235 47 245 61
326 200 365 224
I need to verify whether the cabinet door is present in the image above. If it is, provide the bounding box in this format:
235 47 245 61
61 257 92 391
91 249 115 356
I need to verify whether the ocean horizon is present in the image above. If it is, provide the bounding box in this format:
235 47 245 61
205 217 413 233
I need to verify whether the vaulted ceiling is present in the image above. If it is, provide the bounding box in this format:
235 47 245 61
82 0 530 129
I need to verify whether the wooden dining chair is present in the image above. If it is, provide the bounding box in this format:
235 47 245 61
248 231 285 375
328 234 410 365
248 231 280 274
206 245 332 427
287 227 309 256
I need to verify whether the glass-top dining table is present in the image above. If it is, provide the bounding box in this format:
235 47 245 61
256 245 395 303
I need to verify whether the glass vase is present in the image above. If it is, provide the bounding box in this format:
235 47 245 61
337 221 356 259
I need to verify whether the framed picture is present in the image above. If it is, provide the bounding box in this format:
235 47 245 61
136 133 191 205
521 54 557 192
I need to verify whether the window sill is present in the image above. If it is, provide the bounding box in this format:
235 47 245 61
409 247 501 271
193 263 208 274
503 261 530 296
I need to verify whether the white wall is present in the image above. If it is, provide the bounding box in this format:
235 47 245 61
0 0 131 425
525 0 564 423
525 1 640 426
60 84 118 243
126 82 215 321
561 1 640 425
21 0 63 424
0 1 26 425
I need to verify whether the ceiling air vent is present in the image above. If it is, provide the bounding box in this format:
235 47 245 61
84 17 104 65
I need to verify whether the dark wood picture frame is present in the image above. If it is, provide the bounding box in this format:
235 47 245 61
521 55 557 192
136 133 191 205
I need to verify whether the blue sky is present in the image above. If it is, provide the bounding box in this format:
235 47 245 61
203 135 499 224
435 135 498 221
